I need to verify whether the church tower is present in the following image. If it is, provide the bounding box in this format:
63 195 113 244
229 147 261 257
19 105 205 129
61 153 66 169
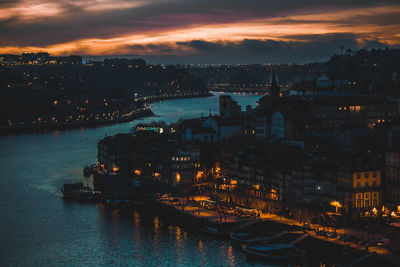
269 69 280 99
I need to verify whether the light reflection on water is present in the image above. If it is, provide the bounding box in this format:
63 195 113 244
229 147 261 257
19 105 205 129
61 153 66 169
0 93 272 266
227 245 236 267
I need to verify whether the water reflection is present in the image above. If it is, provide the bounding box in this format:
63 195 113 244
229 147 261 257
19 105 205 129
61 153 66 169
153 216 161 243
133 211 141 248
175 226 183 245
227 245 236 266
198 238 204 250
153 217 161 234
0 94 263 266
174 226 185 266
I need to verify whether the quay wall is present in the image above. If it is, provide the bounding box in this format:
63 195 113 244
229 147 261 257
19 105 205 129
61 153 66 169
214 191 324 224
151 200 209 228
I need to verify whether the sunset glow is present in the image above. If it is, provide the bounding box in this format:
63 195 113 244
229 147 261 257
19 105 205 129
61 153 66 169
0 0 399 62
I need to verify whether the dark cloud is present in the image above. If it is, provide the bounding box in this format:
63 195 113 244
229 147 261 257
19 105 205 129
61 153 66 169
0 0 399 64
1 0 399 47
81 34 389 64
149 34 378 64
329 13 400 27
84 33 386 64
176 40 222 51
126 43 177 54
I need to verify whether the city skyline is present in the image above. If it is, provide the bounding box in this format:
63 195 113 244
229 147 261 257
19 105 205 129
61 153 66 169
2 2 400 264
1 0 400 63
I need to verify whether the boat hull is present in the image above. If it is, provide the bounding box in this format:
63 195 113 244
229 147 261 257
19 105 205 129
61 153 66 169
242 244 304 262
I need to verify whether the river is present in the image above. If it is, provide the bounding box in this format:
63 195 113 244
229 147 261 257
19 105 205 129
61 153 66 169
0 92 267 266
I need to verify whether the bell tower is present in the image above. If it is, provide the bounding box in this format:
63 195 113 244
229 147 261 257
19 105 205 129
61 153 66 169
269 69 280 99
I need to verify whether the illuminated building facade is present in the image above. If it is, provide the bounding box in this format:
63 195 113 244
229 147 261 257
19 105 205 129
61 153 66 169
97 133 137 176
171 154 196 188
386 150 400 211
352 170 381 209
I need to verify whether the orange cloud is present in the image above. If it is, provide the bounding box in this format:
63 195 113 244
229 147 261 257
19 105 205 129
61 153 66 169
0 0 145 21
0 4 399 55
0 1 61 21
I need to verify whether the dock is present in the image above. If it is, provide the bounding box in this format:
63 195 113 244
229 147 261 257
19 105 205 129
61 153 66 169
153 196 256 228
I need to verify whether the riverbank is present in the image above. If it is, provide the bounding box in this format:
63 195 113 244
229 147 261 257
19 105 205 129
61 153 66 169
135 91 213 103
150 195 397 266
213 89 268 94
154 196 251 227
0 108 154 136
0 92 265 266
0 91 213 135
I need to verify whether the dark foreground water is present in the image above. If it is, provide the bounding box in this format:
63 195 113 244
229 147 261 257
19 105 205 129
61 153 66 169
0 93 273 266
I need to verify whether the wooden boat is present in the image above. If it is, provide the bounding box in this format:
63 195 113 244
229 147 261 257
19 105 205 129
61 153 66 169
231 230 288 244
200 226 230 238
243 243 304 261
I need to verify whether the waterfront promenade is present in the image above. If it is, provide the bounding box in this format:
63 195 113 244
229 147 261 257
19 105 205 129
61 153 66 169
157 195 400 265
259 213 400 265
157 196 246 224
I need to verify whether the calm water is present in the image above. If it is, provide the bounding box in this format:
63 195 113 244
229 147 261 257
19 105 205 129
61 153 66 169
0 93 266 266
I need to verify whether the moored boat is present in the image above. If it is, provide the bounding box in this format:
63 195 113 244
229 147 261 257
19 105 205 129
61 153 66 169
103 192 154 209
61 183 102 202
200 226 231 238
230 232 254 242
242 243 304 261
231 231 284 244
83 164 95 177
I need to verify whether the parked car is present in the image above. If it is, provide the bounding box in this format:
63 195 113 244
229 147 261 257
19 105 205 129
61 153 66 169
377 238 390 246
316 230 327 236
168 198 180 203
326 232 338 238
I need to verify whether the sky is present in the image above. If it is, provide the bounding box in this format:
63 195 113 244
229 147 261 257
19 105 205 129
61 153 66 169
0 0 399 64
